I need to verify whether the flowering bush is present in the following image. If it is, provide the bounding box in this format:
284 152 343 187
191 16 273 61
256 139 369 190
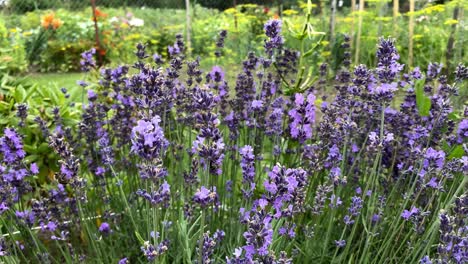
0 19 467 264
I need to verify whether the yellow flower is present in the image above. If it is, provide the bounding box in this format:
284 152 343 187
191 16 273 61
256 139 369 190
376 17 392 22
9 28 17 33
283 9 298 16
299 2 316 10
444 19 458 25
321 51 331 57
224 8 237 15
239 4 257 9
314 98 323 107
415 4 445 16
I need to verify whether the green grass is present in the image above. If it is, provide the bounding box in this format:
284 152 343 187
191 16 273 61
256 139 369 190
24 72 84 89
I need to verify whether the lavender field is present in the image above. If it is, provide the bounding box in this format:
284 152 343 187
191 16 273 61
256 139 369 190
0 1 467 264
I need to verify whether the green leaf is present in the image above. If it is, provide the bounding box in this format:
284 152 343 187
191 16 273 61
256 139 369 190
414 78 431 117
448 145 465 159
14 85 27 102
23 84 39 102
135 231 145 244
448 112 460 121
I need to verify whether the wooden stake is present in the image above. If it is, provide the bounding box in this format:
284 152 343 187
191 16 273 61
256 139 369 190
351 0 356 49
233 0 238 30
355 0 364 65
445 4 460 75
393 0 399 36
329 0 337 47
377 0 385 37
408 0 415 69
185 0 192 57
90 0 103 66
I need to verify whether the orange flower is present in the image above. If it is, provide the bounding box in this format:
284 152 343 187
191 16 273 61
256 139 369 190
41 13 55 29
97 48 106 56
52 18 63 30
93 8 108 21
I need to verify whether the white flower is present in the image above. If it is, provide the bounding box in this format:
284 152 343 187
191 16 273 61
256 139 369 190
129 18 144 27
109 16 119 23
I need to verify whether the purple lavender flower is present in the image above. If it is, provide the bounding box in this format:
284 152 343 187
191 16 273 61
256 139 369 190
265 97 285 136
118 257 129 264
49 133 80 183
457 119 468 143
240 145 256 198
420 256 432 264
98 222 111 235
80 48 96 72
433 196 468 263
375 37 403 83
153 53 164 65
15 103 28 127
196 230 225 263
369 82 398 101
288 93 316 143
242 208 274 259
141 240 169 261
136 181 171 207
30 163 39 174
401 206 420 220
335 240 346 248
15 210 35 226
0 128 26 164
427 62 442 81
135 43 149 60
0 238 9 256
264 165 308 218
193 186 218 208
264 19 283 56
215 29 228 57
131 115 169 160
454 63 467 81
423 147 445 171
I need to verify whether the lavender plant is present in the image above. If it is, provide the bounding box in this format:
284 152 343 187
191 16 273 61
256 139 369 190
0 19 467 264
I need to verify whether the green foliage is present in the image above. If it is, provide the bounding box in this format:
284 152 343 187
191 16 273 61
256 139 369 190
0 18 28 74
0 1 465 81
0 69 82 183
415 78 431 117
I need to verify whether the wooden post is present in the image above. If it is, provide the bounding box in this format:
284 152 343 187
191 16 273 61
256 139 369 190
377 0 385 37
351 0 356 49
90 0 103 66
185 0 192 57
393 0 399 36
455 5 464 63
445 4 460 75
408 0 414 69
233 0 238 31
355 0 364 65
329 0 337 47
